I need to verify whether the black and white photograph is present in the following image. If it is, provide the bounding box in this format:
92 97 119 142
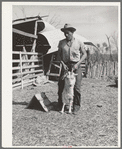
2 2 121 148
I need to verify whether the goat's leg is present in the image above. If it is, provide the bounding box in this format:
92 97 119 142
60 103 65 114
69 100 73 114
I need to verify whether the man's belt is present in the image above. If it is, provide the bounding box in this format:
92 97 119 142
65 61 78 66
65 61 78 71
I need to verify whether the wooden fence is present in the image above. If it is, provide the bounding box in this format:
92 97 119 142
86 61 118 79
12 51 44 89
12 51 118 89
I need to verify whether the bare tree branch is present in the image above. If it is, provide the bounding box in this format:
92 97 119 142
19 6 26 18
105 34 113 61
14 12 19 19
110 31 118 51
47 14 61 28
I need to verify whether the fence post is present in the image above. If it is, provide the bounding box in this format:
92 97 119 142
93 64 95 78
91 63 93 78
97 63 100 79
100 63 102 79
87 63 91 78
106 62 107 76
94 63 96 78
113 61 115 75
20 52 23 89
89 62 91 78
100 63 102 78
103 62 107 80
115 61 118 75
98 63 100 79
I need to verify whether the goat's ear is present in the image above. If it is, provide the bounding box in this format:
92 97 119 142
61 73 68 80
74 74 78 76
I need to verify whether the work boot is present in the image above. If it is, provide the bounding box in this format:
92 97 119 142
56 99 63 111
72 105 80 115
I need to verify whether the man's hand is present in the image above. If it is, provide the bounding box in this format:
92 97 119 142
61 61 68 71
63 63 68 71
72 63 79 71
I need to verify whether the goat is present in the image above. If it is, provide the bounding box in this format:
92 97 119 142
60 70 77 114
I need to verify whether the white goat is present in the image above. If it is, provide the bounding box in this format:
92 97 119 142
60 71 77 114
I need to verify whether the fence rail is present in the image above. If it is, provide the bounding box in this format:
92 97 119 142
12 64 43 70
12 51 44 89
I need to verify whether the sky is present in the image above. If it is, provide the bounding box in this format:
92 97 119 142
12 3 119 45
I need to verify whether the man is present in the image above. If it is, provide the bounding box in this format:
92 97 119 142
57 23 87 114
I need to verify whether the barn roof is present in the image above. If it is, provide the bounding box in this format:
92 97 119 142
13 16 55 35
38 29 95 54
13 16 96 54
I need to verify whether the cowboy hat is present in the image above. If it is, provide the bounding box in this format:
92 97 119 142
61 23 76 32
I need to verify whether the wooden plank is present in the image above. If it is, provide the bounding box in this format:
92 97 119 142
16 44 33 47
46 54 54 76
12 59 42 63
113 61 116 75
106 62 107 76
115 61 118 75
46 73 60 77
12 82 33 90
98 64 100 78
13 18 38 25
13 73 43 83
13 78 35 88
104 62 107 77
12 77 21 83
99 63 103 79
12 64 43 70
20 52 23 89
31 20 37 52
26 93 52 112
12 51 43 55
13 28 37 39
52 63 61 69
93 65 96 78
13 74 29 83
12 69 43 77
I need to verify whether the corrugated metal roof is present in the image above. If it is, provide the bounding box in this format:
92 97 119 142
38 21 56 33
39 29 94 54
39 29 65 54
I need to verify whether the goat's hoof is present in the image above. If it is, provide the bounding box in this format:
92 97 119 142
67 111 72 114
59 111 64 114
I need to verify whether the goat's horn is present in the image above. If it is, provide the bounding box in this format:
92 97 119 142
61 73 68 80
71 68 73 74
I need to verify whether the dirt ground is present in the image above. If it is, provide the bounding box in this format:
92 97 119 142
12 78 118 147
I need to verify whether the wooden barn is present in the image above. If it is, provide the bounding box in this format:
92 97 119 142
12 16 95 89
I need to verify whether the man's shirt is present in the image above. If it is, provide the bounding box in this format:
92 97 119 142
57 37 85 63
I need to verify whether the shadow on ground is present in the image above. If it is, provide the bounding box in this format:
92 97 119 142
12 101 28 105
12 100 66 113
107 84 118 88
